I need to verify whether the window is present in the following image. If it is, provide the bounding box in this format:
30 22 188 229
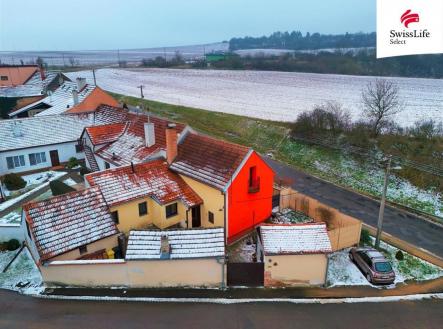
138 201 148 216
104 162 111 169
165 203 178 218
79 245 88 255
75 144 83 153
111 211 119 224
6 155 25 169
0 76 8 81
208 211 214 224
29 152 46 166
248 166 260 193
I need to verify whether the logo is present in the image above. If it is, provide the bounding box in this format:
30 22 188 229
400 10 419 28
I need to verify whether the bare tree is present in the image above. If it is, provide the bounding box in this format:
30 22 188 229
361 79 403 136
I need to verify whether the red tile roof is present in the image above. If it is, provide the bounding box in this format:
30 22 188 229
65 87 120 114
170 133 251 190
85 122 128 145
0 66 38 86
23 186 118 261
86 160 203 208
94 113 186 166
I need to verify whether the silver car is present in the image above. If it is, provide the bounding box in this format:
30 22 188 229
349 248 395 284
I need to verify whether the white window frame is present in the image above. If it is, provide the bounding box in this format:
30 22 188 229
6 155 25 169
29 152 47 166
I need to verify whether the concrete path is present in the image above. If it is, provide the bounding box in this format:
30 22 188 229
1 290 442 329
266 159 443 259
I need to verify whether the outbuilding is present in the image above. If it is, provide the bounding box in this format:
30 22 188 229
257 223 332 287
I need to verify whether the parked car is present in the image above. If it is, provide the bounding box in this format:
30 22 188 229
349 248 395 285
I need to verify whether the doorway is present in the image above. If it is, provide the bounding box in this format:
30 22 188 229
191 206 201 228
49 150 60 166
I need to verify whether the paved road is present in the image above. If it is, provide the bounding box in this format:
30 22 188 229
267 159 443 258
0 290 442 329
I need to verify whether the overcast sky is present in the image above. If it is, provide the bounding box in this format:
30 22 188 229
0 0 375 51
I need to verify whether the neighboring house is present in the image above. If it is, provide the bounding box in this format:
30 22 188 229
0 105 130 175
23 186 121 263
0 65 38 87
85 160 203 233
8 77 119 118
0 67 66 118
82 116 275 243
257 223 332 287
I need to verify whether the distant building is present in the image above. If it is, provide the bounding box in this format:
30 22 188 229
8 77 119 118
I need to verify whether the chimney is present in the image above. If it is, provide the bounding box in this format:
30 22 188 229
144 122 155 147
160 235 171 259
72 89 79 105
12 122 23 138
165 123 177 164
39 66 46 81
76 77 87 91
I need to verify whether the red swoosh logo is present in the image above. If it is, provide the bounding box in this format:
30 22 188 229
400 9 419 28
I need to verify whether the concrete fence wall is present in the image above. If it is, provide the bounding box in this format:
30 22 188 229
0 224 24 242
41 258 225 288
279 187 362 251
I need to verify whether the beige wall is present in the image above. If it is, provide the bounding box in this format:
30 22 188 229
41 258 225 288
279 187 362 251
264 253 328 287
180 175 225 228
110 197 188 233
50 234 120 261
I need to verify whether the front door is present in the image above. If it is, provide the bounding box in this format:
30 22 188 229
191 206 201 228
49 150 60 166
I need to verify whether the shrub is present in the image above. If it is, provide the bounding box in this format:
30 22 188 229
360 229 372 246
66 157 79 169
79 166 91 176
6 239 20 251
49 180 75 196
2 173 26 191
395 250 404 261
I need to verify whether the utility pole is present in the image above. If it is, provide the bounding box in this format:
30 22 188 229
375 156 392 249
138 85 144 99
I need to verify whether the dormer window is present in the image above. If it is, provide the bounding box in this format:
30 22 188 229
248 166 260 193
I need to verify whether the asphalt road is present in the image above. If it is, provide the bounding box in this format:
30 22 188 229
266 159 443 258
0 290 442 329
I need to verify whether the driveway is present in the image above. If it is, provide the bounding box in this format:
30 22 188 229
0 290 442 329
267 159 443 258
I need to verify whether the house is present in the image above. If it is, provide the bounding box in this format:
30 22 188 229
0 66 66 118
85 160 203 233
257 223 332 287
8 77 119 118
0 105 130 175
82 117 275 243
0 65 39 87
23 186 121 264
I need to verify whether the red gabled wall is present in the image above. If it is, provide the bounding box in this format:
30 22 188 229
227 151 274 243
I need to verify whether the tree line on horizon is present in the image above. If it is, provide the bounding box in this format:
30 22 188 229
229 31 376 51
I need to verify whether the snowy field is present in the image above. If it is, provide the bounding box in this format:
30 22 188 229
66 68 443 126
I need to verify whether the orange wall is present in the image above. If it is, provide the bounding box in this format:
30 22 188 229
227 151 274 240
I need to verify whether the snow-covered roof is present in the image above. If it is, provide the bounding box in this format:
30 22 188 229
23 186 119 261
125 228 225 260
85 122 128 145
170 133 251 190
259 224 332 255
0 71 60 98
9 81 95 117
93 112 186 166
0 115 89 152
86 159 203 208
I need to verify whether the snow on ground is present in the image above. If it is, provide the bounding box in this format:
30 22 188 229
270 208 314 224
327 245 443 288
66 68 443 127
0 249 43 295
228 236 256 263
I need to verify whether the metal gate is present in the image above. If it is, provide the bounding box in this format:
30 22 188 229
227 262 264 287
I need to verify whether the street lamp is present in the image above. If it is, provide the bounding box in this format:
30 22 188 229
375 155 402 249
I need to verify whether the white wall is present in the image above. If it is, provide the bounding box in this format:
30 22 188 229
0 142 85 175
0 223 24 242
